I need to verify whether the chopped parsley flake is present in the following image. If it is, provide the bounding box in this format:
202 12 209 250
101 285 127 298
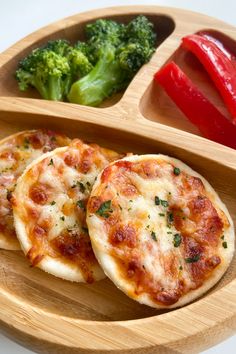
71 181 86 192
222 241 228 249
118 204 122 210
159 213 165 217
48 158 54 166
60 216 65 221
129 200 133 203
82 227 88 233
167 231 172 234
160 200 169 207
79 182 85 193
86 181 91 187
96 200 113 218
185 254 200 263
167 212 174 224
50 201 56 205
179 265 183 270
155 196 169 207
148 214 150 219
173 233 182 247
173 167 181 176
128 207 132 211
155 196 160 205
77 200 85 210
221 235 224 240
151 231 157 241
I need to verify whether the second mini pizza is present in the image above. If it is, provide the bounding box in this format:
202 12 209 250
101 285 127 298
86 154 234 308
12 139 124 283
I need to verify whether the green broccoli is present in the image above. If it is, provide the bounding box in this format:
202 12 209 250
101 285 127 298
46 40 93 79
118 15 156 73
45 39 71 56
85 19 125 64
67 46 93 79
68 16 156 106
68 44 128 107
16 40 92 101
15 16 156 105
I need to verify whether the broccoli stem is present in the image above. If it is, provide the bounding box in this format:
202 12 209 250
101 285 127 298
68 46 127 106
33 78 49 101
48 76 64 101
34 76 66 101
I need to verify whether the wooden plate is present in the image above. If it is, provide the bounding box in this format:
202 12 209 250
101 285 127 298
0 6 236 354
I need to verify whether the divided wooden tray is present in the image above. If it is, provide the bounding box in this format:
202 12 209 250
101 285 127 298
0 6 236 354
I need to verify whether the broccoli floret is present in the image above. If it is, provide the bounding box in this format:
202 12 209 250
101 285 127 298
74 20 124 66
118 15 156 73
86 18 123 42
85 19 124 63
16 48 71 100
121 15 156 48
66 46 93 78
45 39 71 56
75 41 90 56
68 16 156 106
15 40 92 101
68 44 128 107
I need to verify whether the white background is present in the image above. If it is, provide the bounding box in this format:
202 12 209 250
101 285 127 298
0 0 235 353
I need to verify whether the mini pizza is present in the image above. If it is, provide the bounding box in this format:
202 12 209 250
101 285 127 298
87 154 234 308
13 139 125 283
0 130 70 250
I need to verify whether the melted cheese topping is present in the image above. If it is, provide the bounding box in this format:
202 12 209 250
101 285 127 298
0 130 71 250
87 155 234 308
13 139 124 283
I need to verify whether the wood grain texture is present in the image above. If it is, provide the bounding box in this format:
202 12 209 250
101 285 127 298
0 5 236 354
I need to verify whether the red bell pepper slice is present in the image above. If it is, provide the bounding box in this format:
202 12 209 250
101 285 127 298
182 34 236 124
197 31 236 63
154 61 236 149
